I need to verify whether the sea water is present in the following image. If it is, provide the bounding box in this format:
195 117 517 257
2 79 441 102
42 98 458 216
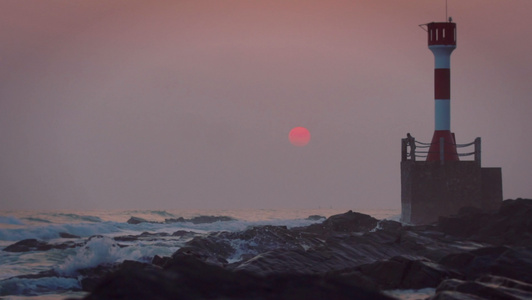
0 208 406 299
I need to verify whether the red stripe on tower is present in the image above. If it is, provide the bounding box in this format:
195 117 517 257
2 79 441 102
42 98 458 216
434 69 451 99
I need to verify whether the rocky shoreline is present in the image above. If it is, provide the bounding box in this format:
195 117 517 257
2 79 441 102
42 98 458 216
3 198 532 299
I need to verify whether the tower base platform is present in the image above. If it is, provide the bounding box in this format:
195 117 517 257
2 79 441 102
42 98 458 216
401 160 502 224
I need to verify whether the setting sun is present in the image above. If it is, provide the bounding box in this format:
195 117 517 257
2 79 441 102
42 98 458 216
289 127 311 146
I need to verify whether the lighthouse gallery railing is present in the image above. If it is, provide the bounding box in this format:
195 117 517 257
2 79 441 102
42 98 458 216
401 135 481 165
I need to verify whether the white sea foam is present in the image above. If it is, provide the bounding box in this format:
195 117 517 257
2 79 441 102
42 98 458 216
55 236 127 275
226 239 254 263
54 236 180 275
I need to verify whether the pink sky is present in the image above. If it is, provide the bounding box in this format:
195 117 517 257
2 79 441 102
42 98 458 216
1 0 531 210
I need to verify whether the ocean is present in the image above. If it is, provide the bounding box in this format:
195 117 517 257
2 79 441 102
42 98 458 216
0 208 431 300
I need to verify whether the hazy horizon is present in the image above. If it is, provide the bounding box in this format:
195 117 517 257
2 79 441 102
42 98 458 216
1 1 531 210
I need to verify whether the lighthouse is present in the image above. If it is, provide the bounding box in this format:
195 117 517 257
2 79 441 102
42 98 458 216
400 19 503 225
426 21 458 162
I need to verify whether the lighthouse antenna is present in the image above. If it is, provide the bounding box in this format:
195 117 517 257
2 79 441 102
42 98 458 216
446 0 448 22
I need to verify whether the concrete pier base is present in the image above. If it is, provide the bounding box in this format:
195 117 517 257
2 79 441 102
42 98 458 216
401 160 502 224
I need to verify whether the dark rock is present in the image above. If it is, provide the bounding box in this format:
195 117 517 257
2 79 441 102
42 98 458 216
399 259 462 289
79 263 120 292
175 215 482 276
152 255 173 268
228 225 304 255
439 246 510 275
84 254 394 300
437 198 532 246
164 215 235 224
477 199 532 246
230 232 411 275
54 241 84 250
174 225 311 266
438 252 475 271
437 212 490 239
440 246 532 284
305 210 379 234
434 276 532 300
3 239 53 252
76 202 532 299
59 232 81 239
232 248 337 274
114 231 173 242
353 256 410 289
499 198 532 217
126 216 152 224
477 275 532 292
188 215 235 224
355 256 462 290
79 260 161 292
488 247 532 283
429 290 485 300
327 269 380 291
140 231 169 237
174 234 235 265
307 215 326 221
112 235 138 242
436 278 468 293
376 219 402 232
163 217 186 223
172 230 195 237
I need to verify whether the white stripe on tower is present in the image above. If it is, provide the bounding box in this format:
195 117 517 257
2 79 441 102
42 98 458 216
434 100 450 130
430 45 454 131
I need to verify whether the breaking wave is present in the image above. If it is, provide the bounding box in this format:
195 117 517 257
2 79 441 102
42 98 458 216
23 217 52 224
50 213 102 223
0 276 80 296
0 222 120 241
0 216 24 225
55 236 169 276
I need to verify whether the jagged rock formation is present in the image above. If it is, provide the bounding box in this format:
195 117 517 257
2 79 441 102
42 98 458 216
5 199 532 299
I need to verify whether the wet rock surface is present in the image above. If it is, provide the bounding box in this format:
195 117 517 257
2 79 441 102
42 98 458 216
5 199 532 299
302 210 379 235
431 275 532 300
437 198 532 246
3 239 54 252
2 238 83 252
75 199 532 299
59 232 82 239
83 255 395 300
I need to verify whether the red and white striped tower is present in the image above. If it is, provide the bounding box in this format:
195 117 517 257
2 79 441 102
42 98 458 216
426 21 459 162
